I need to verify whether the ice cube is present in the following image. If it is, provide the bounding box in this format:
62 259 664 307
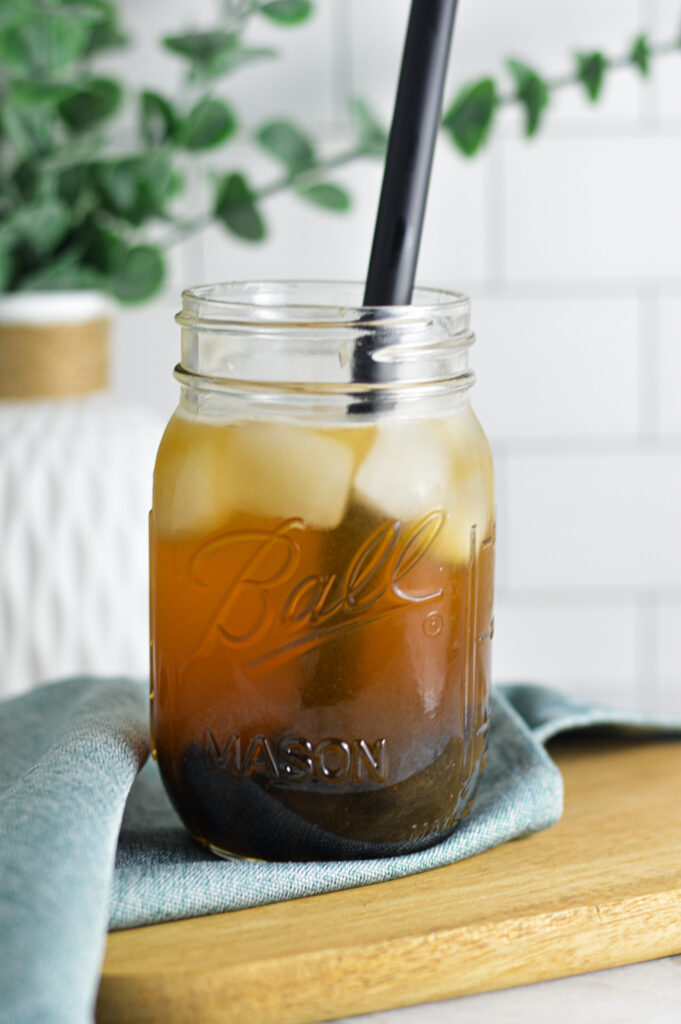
317 423 378 468
430 472 493 565
353 421 450 522
432 409 494 563
230 421 354 529
153 416 236 535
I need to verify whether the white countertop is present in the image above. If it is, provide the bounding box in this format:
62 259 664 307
326 957 681 1024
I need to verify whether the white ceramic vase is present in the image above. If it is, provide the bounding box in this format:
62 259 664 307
0 292 162 698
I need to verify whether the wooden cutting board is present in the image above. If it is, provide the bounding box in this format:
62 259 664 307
97 735 681 1024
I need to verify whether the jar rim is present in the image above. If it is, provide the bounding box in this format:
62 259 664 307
177 280 470 330
175 280 474 402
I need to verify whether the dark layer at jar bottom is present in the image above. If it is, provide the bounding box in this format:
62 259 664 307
161 736 488 861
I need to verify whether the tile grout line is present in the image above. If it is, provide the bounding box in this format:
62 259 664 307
450 279 681 299
636 285 661 439
643 0 665 127
487 436 681 455
637 0 660 128
329 0 354 136
496 586 681 607
494 123 681 141
482 141 506 283
635 591 660 708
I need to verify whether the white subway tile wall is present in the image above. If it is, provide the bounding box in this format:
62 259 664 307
658 297 681 433
492 599 639 708
650 0 681 121
505 451 681 589
111 0 681 709
504 137 681 282
659 604 681 711
472 296 641 438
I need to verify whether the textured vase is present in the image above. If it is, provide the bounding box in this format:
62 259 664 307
0 293 162 698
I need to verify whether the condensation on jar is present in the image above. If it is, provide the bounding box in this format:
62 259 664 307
149 281 495 862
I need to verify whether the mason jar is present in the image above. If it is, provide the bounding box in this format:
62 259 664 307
150 282 495 861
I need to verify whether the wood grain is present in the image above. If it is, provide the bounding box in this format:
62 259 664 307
98 736 681 1024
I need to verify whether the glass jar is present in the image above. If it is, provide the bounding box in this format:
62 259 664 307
150 282 494 861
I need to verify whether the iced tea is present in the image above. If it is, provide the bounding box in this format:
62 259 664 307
150 406 494 860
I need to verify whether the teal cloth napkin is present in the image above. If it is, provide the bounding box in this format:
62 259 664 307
1 677 680 1024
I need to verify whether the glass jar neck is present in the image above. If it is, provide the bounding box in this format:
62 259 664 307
174 281 476 422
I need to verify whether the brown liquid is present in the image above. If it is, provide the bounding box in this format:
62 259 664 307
151 413 494 860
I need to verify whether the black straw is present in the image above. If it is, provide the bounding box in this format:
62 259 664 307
363 0 460 307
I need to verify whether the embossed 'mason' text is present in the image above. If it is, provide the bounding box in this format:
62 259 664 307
204 730 388 784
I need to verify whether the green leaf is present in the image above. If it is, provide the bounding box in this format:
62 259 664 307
164 29 276 80
215 173 266 241
42 2 111 24
0 14 91 75
630 33 651 76
0 245 13 292
109 244 164 303
0 106 32 158
86 18 127 53
90 152 180 224
506 59 549 137
256 120 315 172
91 160 138 217
3 198 71 258
163 29 234 62
0 105 55 159
0 2 25 32
576 51 608 102
296 182 350 211
197 46 276 82
140 91 177 146
12 159 39 201
260 1 314 26
18 253 104 293
348 97 387 157
83 0 127 54
20 108 56 156
58 165 91 205
58 78 122 131
139 153 183 214
178 98 237 150
10 80 77 107
78 222 128 274
442 78 498 156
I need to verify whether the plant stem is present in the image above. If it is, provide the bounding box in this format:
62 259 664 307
255 144 365 199
161 143 366 247
161 33 680 250
496 35 679 104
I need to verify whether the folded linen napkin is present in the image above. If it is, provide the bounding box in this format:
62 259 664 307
1 677 679 1024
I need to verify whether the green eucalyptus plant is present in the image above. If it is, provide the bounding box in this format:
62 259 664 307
0 0 678 303
441 31 679 155
0 0 330 301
